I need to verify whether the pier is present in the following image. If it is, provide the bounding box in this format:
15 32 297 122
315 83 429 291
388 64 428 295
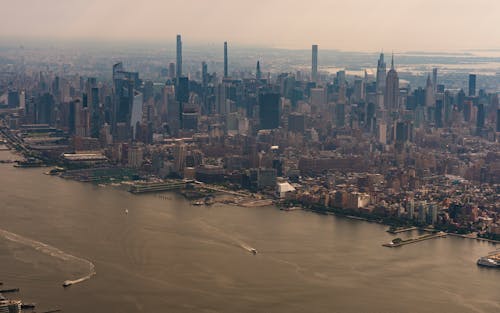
129 180 190 194
383 232 447 247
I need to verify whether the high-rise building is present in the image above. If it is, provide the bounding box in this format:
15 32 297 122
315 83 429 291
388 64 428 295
425 75 435 107
376 53 387 93
432 68 438 92
168 62 176 78
202 62 208 87
476 103 485 132
311 45 318 83
176 35 182 78
435 99 443 128
497 109 500 132
353 79 365 102
256 61 262 80
468 74 476 97
224 41 228 78
259 92 280 129
385 54 399 111
8 90 20 108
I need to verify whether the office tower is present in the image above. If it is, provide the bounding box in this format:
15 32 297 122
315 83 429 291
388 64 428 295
353 79 365 102
130 91 143 139
336 70 346 87
311 45 318 83
224 41 228 78
173 142 186 174
335 103 345 128
259 92 280 129
35 93 54 125
395 121 408 143
8 90 20 108
256 61 262 80
176 77 189 127
497 109 500 132
288 112 305 133
463 100 472 122
385 54 399 111
476 103 485 131
168 62 176 78
435 99 443 128
425 75 434 107
378 121 387 144
176 35 182 78
202 62 208 87
432 68 438 92
376 53 387 93
90 87 100 138
468 74 476 97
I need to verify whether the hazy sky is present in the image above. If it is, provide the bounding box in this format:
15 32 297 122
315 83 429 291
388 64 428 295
2 0 500 51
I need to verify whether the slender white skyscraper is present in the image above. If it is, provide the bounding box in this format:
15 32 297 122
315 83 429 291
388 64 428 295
311 45 318 83
176 35 182 78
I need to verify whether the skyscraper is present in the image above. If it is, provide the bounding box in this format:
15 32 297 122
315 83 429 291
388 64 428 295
425 75 435 107
224 41 228 78
432 68 438 92
496 109 500 132
202 61 208 87
176 35 182 78
468 74 476 97
311 45 318 83
256 61 262 80
259 92 280 129
385 54 399 111
376 53 387 93
476 103 485 133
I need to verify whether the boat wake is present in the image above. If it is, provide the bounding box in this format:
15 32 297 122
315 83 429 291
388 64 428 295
0 228 96 286
196 220 257 254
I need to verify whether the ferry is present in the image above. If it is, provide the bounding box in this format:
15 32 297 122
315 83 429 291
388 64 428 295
477 257 500 268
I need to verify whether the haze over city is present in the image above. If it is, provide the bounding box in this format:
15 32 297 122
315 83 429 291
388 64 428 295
0 1 499 313
2 0 500 51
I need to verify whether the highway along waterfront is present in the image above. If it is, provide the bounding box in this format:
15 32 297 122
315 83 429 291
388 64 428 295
0 150 499 313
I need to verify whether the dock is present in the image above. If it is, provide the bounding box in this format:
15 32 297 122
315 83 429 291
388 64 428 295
129 180 190 194
0 288 20 293
387 226 418 234
383 232 447 247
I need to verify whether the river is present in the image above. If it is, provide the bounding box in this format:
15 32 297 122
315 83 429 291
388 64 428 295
0 150 498 313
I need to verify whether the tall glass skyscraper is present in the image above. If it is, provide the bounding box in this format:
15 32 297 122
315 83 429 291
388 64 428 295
176 35 182 78
311 45 318 83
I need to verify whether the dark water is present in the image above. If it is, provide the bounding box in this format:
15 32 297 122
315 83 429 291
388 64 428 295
0 151 498 313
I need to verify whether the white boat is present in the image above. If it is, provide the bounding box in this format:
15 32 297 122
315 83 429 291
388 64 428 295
477 257 500 268
250 248 257 255
62 280 73 287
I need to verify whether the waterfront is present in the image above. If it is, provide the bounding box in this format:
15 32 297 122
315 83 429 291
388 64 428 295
0 150 499 313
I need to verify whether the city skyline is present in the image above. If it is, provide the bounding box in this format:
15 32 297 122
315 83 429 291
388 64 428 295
2 0 500 51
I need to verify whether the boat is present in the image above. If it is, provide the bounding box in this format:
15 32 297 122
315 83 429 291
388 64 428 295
21 303 36 309
250 248 257 255
62 280 73 287
192 200 204 206
477 257 500 268
125 209 129 214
